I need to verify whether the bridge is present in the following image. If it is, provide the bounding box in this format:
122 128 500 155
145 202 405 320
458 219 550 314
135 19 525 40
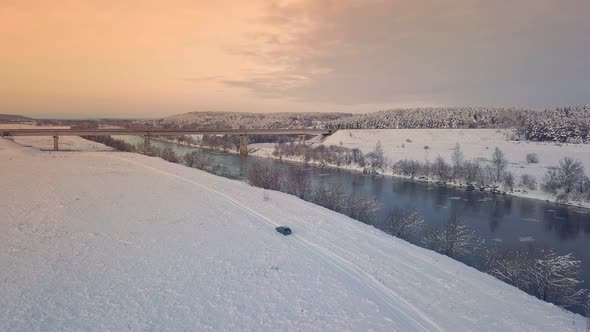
1 128 333 155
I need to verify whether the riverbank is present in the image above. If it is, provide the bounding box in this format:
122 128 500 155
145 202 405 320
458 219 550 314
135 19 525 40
1 136 586 331
248 129 590 210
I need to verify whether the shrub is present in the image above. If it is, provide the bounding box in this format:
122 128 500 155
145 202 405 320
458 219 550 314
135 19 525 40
542 157 586 202
519 174 537 190
345 193 382 223
247 164 281 190
159 147 179 163
384 207 424 240
312 184 347 212
526 153 539 163
183 150 214 170
422 215 483 258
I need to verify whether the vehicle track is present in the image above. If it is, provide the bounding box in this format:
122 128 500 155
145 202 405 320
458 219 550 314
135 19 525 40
102 154 445 331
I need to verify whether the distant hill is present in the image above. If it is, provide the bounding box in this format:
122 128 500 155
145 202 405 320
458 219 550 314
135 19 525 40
160 111 352 129
0 114 33 121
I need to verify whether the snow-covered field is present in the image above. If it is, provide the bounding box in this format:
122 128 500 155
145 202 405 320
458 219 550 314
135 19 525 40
1 136 586 331
252 129 590 207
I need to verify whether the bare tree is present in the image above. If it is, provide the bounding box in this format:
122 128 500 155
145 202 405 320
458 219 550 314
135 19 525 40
558 157 585 194
282 167 311 199
543 157 586 202
384 207 424 240
491 147 508 181
519 174 538 190
394 160 421 179
183 150 214 170
486 247 536 294
433 155 451 181
486 247 586 308
502 172 515 192
346 193 382 223
159 147 179 163
366 140 385 170
463 160 481 184
535 251 586 307
451 143 464 179
423 215 483 258
247 164 281 190
313 184 347 212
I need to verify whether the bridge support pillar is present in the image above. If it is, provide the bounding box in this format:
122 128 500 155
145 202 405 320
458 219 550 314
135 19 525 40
53 136 59 151
239 135 248 156
144 135 151 153
298 135 306 146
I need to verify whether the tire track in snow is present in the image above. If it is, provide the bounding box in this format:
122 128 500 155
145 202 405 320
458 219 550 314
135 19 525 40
295 202 486 292
101 154 444 332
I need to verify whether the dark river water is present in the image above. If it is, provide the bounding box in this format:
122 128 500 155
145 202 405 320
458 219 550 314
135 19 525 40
119 136 590 301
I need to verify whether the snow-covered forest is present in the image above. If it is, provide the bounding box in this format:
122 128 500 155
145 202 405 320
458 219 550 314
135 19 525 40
328 106 590 143
159 105 590 143
159 111 351 129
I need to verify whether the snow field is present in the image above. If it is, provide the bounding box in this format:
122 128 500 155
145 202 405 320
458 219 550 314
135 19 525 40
0 137 586 331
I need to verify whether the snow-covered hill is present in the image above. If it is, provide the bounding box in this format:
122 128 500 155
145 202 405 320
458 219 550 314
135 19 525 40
160 111 351 129
0 137 585 331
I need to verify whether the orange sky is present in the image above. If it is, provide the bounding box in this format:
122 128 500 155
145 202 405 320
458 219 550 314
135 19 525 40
1 1 589 118
1 1 278 117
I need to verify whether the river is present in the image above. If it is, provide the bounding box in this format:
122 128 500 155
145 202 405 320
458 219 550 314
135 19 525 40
118 136 590 303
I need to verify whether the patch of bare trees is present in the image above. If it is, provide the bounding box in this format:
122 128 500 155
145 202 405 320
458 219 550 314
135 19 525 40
384 207 424 240
422 215 484 259
542 157 590 204
183 150 214 170
346 193 383 223
313 184 347 211
486 247 586 308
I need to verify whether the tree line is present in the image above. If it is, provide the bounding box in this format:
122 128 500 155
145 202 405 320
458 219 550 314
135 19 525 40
273 141 590 205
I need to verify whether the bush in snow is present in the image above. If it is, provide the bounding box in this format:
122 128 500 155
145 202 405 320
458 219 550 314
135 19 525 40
519 174 538 190
365 140 386 170
281 167 312 200
422 214 483 259
183 150 214 170
502 172 515 192
345 193 382 223
247 164 281 191
393 159 422 179
82 135 137 152
526 153 539 164
312 184 347 212
491 147 508 182
159 147 179 163
432 156 452 181
384 207 424 240
462 161 482 184
451 143 464 179
486 247 586 308
542 157 586 203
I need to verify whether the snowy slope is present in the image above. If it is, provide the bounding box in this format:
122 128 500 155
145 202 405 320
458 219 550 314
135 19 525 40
322 129 590 179
0 137 586 331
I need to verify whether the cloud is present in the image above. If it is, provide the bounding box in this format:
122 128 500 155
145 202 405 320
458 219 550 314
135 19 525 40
225 0 590 107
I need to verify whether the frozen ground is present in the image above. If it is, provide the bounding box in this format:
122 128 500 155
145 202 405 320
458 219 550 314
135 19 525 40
0 136 586 331
251 129 590 207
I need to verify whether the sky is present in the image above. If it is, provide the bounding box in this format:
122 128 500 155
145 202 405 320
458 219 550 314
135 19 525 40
1 0 589 119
